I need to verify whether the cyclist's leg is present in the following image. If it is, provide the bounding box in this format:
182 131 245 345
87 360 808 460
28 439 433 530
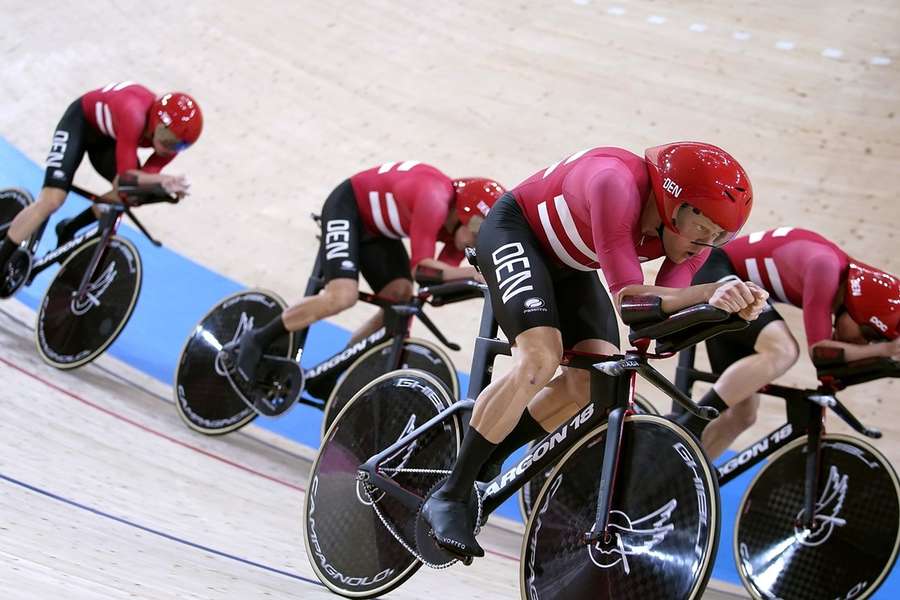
348 236 413 344
422 194 562 557
699 319 798 458
480 270 620 477
526 269 620 431
55 139 118 244
1 99 88 266
233 179 361 381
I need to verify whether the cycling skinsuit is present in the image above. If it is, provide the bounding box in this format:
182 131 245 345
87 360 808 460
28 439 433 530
318 161 465 292
43 82 173 191
694 227 850 372
475 147 709 349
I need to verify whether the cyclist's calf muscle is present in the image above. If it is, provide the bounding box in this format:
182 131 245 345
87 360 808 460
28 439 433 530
469 326 562 443
281 278 358 332
7 187 67 242
527 338 619 432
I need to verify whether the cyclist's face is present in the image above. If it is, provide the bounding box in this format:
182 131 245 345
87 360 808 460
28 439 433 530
663 205 734 263
152 124 189 156
454 217 481 250
834 312 868 344
672 204 733 247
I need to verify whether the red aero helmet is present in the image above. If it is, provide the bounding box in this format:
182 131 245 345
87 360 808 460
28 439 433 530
645 141 753 244
452 178 506 225
150 92 203 148
845 262 900 340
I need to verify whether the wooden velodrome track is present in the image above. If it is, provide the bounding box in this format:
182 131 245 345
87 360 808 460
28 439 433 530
0 299 746 599
1 0 898 598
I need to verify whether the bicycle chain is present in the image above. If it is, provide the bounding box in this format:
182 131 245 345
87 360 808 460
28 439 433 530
360 467 484 570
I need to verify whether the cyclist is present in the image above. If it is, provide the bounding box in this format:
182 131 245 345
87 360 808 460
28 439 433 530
0 82 201 275
420 142 768 559
675 227 900 458
227 162 505 384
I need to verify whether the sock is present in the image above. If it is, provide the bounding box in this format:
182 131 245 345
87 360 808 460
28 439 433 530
253 312 288 348
57 207 98 241
439 427 497 501
0 236 17 266
676 388 728 436
479 409 547 480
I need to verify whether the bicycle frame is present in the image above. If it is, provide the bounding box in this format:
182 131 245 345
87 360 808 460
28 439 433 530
676 346 896 527
21 184 166 302
358 298 734 539
288 247 474 408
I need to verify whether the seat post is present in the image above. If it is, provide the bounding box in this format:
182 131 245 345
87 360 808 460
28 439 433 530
465 287 509 400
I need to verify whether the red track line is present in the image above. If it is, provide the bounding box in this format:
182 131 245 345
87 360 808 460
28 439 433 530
0 356 306 494
0 355 521 564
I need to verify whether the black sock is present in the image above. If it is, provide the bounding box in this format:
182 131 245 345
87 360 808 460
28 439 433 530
676 388 728 436
479 409 547 479
440 427 497 501
252 312 288 347
58 207 98 240
0 236 17 266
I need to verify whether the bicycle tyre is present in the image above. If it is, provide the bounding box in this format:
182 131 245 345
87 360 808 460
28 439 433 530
320 337 458 438
303 369 461 598
35 235 141 369
174 289 294 435
520 414 720 600
0 187 33 234
518 393 658 521
734 433 900 600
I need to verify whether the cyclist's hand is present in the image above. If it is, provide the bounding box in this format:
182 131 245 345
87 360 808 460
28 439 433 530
162 174 190 198
709 279 756 314
737 282 769 320
885 338 900 361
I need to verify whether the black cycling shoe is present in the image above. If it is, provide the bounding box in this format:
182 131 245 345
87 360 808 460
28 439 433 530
233 330 265 384
421 489 484 558
55 218 74 247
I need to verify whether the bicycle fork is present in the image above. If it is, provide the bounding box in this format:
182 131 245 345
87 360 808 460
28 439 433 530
72 209 119 304
583 366 634 544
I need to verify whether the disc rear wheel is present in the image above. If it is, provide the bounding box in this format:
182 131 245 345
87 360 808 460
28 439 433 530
303 369 461 598
320 337 458 437
174 289 294 434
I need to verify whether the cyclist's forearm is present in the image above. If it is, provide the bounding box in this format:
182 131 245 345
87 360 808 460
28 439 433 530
122 170 166 185
415 259 479 281
810 339 891 362
616 282 718 314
